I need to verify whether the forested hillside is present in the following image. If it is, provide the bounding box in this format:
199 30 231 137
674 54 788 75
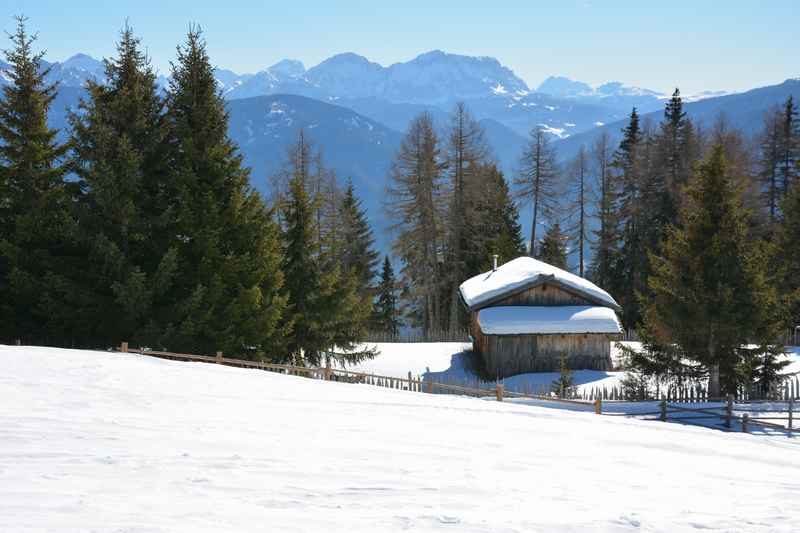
2 18 800 398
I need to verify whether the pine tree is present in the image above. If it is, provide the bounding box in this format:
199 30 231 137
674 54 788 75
282 168 323 361
776 180 800 325
640 145 784 397
0 17 76 344
567 145 591 277
444 103 490 331
537 222 568 269
588 131 619 288
612 108 647 328
386 112 446 333
759 106 783 227
281 134 374 365
778 96 798 197
373 256 401 336
658 89 693 222
69 23 173 346
338 179 379 296
551 353 575 398
514 126 559 256
161 26 287 358
474 164 525 270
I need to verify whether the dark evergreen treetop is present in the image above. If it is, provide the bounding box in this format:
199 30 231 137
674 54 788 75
641 145 784 396
0 16 77 344
338 178 379 293
372 255 401 336
537 222 568 270
0 16 68 222
161 26 287 357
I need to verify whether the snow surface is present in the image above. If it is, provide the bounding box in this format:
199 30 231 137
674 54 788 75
344 342 627 394
477 305 622 335
459 256 620 310
2 344 800 532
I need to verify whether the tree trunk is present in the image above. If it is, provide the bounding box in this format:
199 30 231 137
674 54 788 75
708 363 721 398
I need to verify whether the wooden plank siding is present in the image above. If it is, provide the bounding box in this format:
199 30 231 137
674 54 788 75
467 275 622 313
468 282 618 378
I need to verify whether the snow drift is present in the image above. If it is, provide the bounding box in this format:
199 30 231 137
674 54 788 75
1 344 799 532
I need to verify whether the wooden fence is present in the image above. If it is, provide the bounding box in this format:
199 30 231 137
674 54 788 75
652 398 798 434
117 342 797 436
360 329 471 343
576 375 800 403
117 342 593 409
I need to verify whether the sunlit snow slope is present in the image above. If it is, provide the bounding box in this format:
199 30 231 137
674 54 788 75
1 345 799 532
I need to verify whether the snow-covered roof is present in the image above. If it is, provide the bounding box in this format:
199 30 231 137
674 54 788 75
459 256 620 311
477 306 622 335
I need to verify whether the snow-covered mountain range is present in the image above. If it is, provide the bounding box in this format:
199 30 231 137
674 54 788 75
2 50 796 251
0 50 683 139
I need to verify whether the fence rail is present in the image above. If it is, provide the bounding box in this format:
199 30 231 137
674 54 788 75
575 375 800 403
653 397 798 434
360 329 471 343
117 342 596 410
117 342 796 437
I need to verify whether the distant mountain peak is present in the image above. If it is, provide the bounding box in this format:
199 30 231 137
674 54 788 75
537 76 593 97
60 53 103 71
318 52 379 67
268 59 305 78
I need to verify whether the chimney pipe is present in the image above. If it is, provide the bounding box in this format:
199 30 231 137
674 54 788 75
492 254 498 272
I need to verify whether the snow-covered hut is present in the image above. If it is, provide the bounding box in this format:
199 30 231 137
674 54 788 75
459 256 622 378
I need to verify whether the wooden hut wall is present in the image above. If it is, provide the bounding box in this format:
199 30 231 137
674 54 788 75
488 283 592 308
481 333 613 378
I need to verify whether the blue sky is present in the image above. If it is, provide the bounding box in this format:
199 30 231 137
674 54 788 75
2 0 797 94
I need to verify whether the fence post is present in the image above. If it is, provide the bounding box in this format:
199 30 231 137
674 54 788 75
216 351 223 364
427 380 433 394
324 360 332 381
407 371 412 391
789 398 794 431
742 413 749 433
660 399 667 422
594 398 602 415
495 383 504 402
120 342 128 353
725 394 733 429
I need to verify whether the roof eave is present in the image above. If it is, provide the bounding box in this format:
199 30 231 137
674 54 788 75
464 274 622 313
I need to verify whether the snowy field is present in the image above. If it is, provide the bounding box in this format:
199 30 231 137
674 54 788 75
345 342 800 397
2 345 800 532
344 342 636 394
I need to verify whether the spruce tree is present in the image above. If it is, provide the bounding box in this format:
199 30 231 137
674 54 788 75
612 108 647 328
658 89 694 222
475 164 525 270
515 126 559 256
760 107 783 227
338 179 379 296
69 23 174 346
640 146 784 397
282 166 321 361
373 256 401 336
777 180 800 325
0 17 76 344
537 222 568 270
162 26 287 357
778 96 798 197
282 136 374 365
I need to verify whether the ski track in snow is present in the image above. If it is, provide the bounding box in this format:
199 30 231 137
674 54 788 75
1 344 800 532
